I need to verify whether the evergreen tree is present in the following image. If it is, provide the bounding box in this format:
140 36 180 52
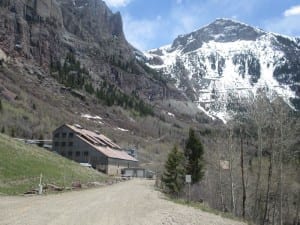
184 128 205 184
161 146 186 195
84 83 94 94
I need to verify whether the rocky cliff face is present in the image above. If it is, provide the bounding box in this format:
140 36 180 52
0 0 183 102
146 19 300 121
0 0 61 62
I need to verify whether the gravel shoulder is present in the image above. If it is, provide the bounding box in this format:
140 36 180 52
0 179 246 225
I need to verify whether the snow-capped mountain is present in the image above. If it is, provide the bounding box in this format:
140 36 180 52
145 18 300 122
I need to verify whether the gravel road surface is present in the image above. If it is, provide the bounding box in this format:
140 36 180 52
0 179 246 225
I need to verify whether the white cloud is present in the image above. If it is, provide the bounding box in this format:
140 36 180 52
104 0 132 8
171 13 198 36
264 15 300 37
284 5 300 17
123 14 165 50
122 3 203 50
169 0 260 37
121 0 270 50
263 5 300 37
209 0 258 15
169 4 204 37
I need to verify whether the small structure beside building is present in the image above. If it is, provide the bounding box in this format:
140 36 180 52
121 168 155 178
52 124 138 175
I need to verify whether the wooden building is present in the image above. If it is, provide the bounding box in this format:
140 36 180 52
52 124 138 175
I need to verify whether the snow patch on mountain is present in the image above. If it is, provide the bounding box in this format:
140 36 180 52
145 20 299 122
81 114 104 124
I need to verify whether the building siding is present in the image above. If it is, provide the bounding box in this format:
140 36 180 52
52 125 137 175
107 158 137 176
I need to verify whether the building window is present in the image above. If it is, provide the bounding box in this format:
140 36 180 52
76 151 80 157
61 142 66 147
68 151 72 156
54 133 60 138
62 132 67 138
84 151 88 156
55 142 59 147
69 133 74 138
68 142 73 147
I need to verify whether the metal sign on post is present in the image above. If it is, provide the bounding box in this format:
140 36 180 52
219 160 230 170
185 175 191 183
185 175 191 203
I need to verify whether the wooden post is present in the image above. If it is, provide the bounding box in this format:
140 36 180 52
188 182 191 203
185 175 191 203
38 173 43 195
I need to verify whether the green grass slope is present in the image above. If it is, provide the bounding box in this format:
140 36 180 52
0 134 107 195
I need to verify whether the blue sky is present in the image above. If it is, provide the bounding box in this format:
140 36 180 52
104 0 300 51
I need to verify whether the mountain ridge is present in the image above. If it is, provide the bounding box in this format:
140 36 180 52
170 18 265 53
145 18 300 122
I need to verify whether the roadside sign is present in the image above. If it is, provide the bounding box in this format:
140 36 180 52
220 160 230 170
185 175 191 183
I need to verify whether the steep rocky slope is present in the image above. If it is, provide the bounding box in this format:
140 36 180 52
146 19 300 121
0 0 183 101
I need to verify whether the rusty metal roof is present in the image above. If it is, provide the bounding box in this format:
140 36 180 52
66 124 138 162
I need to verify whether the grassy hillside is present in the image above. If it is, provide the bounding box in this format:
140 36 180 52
0 134 108 195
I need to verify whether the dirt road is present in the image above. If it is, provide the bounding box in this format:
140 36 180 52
0 179 245 225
